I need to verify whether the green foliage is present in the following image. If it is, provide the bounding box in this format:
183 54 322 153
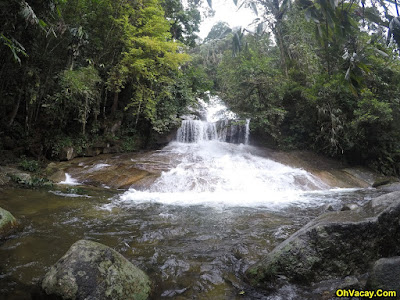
9 173 53 188
217 35 287 142
203 0 400 175
1 0 202 160
121 136 139 152
19 156 40 173
353 89 392 124
52 66 102 135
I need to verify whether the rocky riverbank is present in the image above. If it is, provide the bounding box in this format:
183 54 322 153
246 191 400 298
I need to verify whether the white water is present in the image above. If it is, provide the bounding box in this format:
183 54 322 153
117 142 332 208
114 99 340 209
59 173 80 185
176 120 218 143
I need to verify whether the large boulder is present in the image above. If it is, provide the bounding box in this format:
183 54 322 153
59 147 76 161
41 240 151 300
366 256 400 293
0 207 18 238
245 191 400 289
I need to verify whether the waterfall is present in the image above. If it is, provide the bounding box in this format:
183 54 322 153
176 120 218 143
244 119 250 145
176 119 251 144
116 96 330 208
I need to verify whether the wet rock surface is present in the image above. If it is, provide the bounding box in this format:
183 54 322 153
45 148 386 191
45 153 168 189
245 191 400 290
41 239 151 300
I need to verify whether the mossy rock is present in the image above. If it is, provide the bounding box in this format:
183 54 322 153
372 176 400 188
0 207 18 238
41 239 151 300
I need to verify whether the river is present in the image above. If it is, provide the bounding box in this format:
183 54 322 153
0 100 383 299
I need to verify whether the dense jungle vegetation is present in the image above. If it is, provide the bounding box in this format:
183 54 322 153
1 0 400 175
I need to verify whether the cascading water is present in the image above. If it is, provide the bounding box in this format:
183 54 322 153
176 119 250 144
244 118 250 145
115 97 330 208
176 120 218 143
0 98 377 300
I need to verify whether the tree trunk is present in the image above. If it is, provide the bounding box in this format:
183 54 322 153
111 92 119 115
8 91 22 127
274 24 289 77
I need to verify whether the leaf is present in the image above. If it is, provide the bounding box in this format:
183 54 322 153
374 48 389 57
207 0 212 8
256 23 264 35
357 62 371 74
250 2 258 16
305 8 312 22
329 0 338 9
38 19 47 28
233 0 238 6
237 1 246 10
345 66 351 81
364 7 388 27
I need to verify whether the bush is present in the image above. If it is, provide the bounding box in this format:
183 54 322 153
19 156 40 172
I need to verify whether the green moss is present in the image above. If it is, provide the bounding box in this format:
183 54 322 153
0 207 17 237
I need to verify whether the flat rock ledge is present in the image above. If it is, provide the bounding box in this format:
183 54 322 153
245 191 400 290
41 239 151 300
0 206 18 239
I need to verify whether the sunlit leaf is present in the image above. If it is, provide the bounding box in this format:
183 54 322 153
250 2 258 16
374 48 389 57
345 66 351 81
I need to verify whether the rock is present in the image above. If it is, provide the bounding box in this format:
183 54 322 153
0 207 18 238
378 182 400 192
83 147 102 157
245 191 400 289
153 128 178 147
372 176 400 188
41 239 151 300
81 165 153 189
103 146 121 154
48 170 66 183
366 257 400 292
341 203 359 211
0 166 32 185
59 147 76 161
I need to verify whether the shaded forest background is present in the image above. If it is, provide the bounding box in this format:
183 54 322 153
1 0 400 175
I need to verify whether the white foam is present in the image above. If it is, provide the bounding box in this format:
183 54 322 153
87 163 111 172
59 173 80 186
111 141 336 209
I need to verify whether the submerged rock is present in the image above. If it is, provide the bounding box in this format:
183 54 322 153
245 191 400 289
41 239 151 300
0 207 18 238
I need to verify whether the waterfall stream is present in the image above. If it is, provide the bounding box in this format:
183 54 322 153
0 97 379 300
112 98 331 209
